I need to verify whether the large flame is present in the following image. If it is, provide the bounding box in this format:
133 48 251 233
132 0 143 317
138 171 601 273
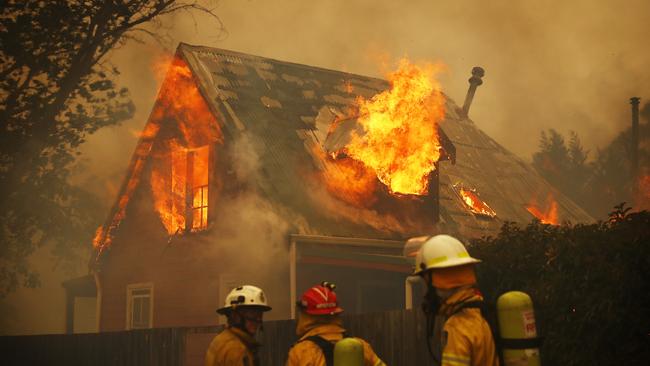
94 56 217 255
314 145 378 207
149 57 222 235
458 186 497 217
342 58 446 195
526 193 559 225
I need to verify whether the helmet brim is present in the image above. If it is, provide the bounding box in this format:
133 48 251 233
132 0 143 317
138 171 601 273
302 306 344 316
413 257 481 275
217 304 272 315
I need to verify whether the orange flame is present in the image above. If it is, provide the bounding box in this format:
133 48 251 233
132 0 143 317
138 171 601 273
92 55 221 258
458 186 497 217
149 57 221 235
314 145 378 207
94 124 160 256
526 193 559 225
92 226 104 249
343 58 445 195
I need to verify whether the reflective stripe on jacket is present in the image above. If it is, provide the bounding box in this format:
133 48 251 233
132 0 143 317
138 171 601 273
205 326 260 366
438 287 499 366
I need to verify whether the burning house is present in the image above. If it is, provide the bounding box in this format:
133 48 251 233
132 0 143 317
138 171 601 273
64 44 593 336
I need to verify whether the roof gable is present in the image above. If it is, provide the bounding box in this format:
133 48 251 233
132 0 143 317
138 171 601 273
92 43 594 262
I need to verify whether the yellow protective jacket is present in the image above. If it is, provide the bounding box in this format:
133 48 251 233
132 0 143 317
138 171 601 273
286 314 386 366
205 326 260 366
436 287 499 366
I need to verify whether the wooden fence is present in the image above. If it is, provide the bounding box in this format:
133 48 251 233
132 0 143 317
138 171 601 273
1 309 431 366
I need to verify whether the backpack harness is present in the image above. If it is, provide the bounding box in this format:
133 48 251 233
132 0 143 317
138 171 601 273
297 334 351 366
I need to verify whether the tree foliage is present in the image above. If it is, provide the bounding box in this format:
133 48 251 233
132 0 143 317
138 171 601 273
471 205 650 365
0 0 222 297
532 111 650 219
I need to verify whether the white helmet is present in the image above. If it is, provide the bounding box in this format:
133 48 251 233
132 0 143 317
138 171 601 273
217 285 272 314
413 234 480 275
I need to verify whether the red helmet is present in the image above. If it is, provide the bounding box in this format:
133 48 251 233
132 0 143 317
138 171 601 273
298 281 343 315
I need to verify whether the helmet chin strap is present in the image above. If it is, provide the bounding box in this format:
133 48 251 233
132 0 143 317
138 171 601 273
229 309 264 335
228 309 246 332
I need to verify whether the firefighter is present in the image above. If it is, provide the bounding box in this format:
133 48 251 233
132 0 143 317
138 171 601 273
205 285 271 366
413 234 499 366
286 282 386 366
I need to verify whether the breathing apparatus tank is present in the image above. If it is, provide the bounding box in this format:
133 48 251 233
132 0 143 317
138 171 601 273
497 291 543 366
333 338 364 366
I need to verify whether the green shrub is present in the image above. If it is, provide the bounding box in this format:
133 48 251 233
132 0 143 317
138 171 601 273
470 205 650 366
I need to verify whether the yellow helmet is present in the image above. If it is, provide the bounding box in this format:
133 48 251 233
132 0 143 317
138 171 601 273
413 234 480 275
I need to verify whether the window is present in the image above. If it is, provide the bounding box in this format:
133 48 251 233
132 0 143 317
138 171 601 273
126 283 153 330
191 146 209 231
169 145 210 233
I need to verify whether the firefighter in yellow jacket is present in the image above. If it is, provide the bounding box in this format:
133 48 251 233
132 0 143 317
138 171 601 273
286 282 386 366
412 235 499 366
205 285 271 366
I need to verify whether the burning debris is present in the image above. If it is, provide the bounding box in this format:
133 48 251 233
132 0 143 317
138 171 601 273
526 193 559 225
326 58 446 197
453 183 497 218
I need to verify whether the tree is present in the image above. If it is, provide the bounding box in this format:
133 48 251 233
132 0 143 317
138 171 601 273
532 129 590 205
0 0 222 297
533 116 650 219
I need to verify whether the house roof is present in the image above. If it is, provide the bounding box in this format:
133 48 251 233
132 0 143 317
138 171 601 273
93 43 594 261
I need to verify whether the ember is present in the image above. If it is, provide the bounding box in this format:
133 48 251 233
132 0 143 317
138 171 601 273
526 193 559 225
456 185 497 217
338 58 446 196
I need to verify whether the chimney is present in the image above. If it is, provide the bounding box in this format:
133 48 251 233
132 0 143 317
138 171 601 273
462 66 485 118
630 97 640 180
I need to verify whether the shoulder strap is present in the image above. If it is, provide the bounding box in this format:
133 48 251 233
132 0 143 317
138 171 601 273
302 335 335 366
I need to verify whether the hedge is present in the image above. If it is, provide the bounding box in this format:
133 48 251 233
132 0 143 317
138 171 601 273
470 205 650 365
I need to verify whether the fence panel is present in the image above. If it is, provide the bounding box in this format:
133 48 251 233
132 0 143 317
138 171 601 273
1 309 435 366
0 328 186 366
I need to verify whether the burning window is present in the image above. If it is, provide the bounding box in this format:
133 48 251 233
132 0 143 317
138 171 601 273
191 146 209 231
454 183 497 218
155 144 210 234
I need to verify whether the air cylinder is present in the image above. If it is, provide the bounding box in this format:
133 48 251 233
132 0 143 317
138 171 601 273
497 291 541 366
333 338 364 366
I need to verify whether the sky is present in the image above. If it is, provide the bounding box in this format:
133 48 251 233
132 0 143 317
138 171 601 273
2 0 649 335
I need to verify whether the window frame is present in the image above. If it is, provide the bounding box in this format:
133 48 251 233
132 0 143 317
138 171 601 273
125 282 154 330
